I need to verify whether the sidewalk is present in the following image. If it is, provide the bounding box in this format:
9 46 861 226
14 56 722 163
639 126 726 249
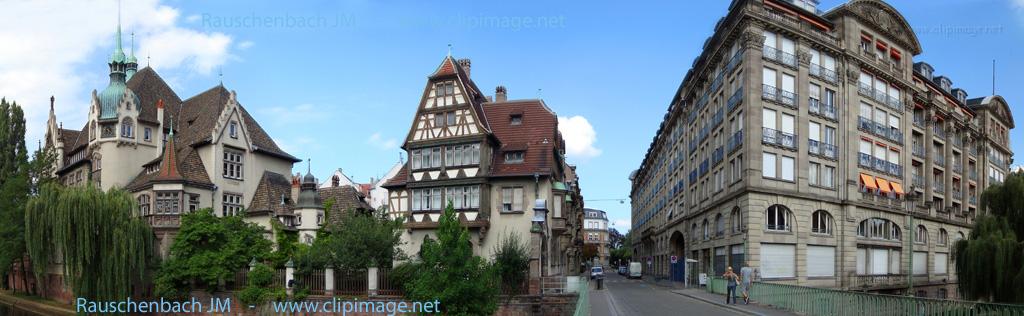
670 288 794 316
0 290 75 316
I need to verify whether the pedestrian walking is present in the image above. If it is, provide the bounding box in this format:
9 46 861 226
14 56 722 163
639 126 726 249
740 265 753 304
723 267 739 304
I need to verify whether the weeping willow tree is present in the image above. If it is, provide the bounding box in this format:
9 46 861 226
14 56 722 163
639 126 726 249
24 183 154 302
954 171 1024 303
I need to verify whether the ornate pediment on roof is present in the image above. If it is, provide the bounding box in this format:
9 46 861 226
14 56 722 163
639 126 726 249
844 0 922 55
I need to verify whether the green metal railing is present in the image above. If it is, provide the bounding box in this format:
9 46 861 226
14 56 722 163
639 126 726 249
573 278 590 316
705 277 1024 315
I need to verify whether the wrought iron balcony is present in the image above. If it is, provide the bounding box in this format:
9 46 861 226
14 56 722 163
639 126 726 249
969 196 977 205
808 98 837 121
913 114 925 128
953 190 963 200
725 49 743 74
712 147 724 166
935 183 946 194
762 84 779 102
872 89 888 104
857 83 873 98
762 128 796 150
857 116 873 132
779 90 798 109
873 157 887 172
727 130 743 153
887 162 903 177
935 155 946 167
933 125 946 138
885 95 903 112
913 174 924 187
952 163 962 173
858 153 872 168
763 46 797 68
808 139 838 160
912 144 925 158
969 170 978 181
727 87 743 113
809 63 838 84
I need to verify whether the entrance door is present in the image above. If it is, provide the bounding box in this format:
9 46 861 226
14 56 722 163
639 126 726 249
671 261 685 282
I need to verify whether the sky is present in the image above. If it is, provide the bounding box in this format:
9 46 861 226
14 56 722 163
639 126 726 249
3 0 1024 233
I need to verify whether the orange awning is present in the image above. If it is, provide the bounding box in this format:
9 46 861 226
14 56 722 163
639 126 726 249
891 182 905 195
860 174 878 190
876 178 892 194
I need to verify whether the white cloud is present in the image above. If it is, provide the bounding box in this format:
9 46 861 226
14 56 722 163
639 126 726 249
256 103 328 127
558 115 602 160
611 218 630 229
366 132 398 150
237 40 255 50
0 0 236 146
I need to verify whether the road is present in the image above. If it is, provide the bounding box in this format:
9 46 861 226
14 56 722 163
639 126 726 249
589 273 743 316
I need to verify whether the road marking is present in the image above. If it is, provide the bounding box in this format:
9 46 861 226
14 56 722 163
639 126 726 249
604 282 628 316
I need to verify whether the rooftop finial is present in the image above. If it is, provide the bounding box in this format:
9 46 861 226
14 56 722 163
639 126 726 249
307 158 311 174
447 43 452 57
219 67 223 85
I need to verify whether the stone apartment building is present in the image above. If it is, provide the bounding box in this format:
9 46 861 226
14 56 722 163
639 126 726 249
583 209 610 266
629 0 1014 298
43 21 369 255
382 55 587 290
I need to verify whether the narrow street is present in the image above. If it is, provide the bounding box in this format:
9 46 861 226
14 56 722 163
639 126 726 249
589 273 743 316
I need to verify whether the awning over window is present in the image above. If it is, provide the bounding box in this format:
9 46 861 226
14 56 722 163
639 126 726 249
876 178 892 194
860 174 878 190
891 182 905 195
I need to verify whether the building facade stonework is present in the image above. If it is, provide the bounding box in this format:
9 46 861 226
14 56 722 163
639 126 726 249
583 209 610 266
630 0 1014 299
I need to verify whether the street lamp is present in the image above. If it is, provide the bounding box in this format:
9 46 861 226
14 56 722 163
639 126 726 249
905 186 918 295
533 198 548 293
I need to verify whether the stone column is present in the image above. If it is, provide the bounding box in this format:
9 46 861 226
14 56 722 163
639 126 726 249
530 231 543 295
285 259 295 296
325 264 335 296
368 266 379 296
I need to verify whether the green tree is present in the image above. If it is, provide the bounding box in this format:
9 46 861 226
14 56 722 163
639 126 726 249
154 208 272 298
307 206 404 271
0 98 31 292
954 172 1024 302
24 184 154 302
406 203 499 315
492 231 530 296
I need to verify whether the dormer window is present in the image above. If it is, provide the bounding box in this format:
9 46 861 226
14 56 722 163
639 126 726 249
505 151 525 163
510 114 523 125
144 127 152 141
229 121 238 138
120 118 134 138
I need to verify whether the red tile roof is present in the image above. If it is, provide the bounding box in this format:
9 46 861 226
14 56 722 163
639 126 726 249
483 99 562 177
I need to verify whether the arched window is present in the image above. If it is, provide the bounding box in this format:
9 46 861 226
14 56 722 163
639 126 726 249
915 225 928 244
731 208 742 233
857 218 901 241
938 229 948 246
765 204 792 232
691 223 699 241
956 231 965 242
715 214 724 237
138 194 150 216
120 118 134 138
702 219 709 240
811 210 833 235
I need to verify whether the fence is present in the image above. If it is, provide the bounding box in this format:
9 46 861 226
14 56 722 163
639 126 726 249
376 268 403 297
706 277 1024 315
294 269 326 296
572 278 589 316
334 269 368 296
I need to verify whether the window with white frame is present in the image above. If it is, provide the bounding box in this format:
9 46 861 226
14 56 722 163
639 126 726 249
188 194 200 212
501 187 524 212
223 149 244 180
765 204 791 232
138 194 151 216
811 210 833 235
411 188 442 211
809 162 820 185
702 219 709 240
445 186 480 209
411 147 442 169
229 121 238 138
222 193 243 216
916 225 928 244
144 127 152 141
857 218 901 241
780 156 795 181
445 144 481 167
762 152 777 178
505 151 525 163
938 228 948 246
121 118 134 138
731 208 742 233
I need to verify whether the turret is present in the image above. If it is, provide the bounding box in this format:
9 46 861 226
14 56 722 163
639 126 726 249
126 32 138 80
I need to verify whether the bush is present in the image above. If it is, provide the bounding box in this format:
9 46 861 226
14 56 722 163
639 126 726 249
492 232 530 294
390 261 421 292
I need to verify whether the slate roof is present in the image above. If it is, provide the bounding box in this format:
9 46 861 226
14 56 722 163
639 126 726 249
126 67 181 125
249 171 294 216
319 186 373 223
483 99 562 177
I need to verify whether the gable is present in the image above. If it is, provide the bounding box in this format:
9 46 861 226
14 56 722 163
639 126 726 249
403 56 490 145
831 0 922 55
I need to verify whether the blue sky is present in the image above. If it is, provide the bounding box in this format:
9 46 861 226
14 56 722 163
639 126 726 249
4 0 1024 232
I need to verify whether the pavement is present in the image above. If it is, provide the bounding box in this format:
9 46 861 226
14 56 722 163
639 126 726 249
589 274 794 316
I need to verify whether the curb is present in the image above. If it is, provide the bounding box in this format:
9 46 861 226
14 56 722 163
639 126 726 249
670 290 766 316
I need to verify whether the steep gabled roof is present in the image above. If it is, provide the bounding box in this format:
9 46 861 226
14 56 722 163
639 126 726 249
381 164 409 188
319 186 373 223
154 134 183 181
429 56 491 132
483 99 563 177
177 85 298 162
249 171 293 216
126 67 181 125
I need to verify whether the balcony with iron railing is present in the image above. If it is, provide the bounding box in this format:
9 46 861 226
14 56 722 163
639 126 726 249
762 84 779 102
885 95 903 112
857 83 873 98
888 162 903 177
912 114 926 128
712 147 725 166
727 87 743 113
912 144 925 158
952 162 962 173
808 98 837 121
763 46 798 69
808 139 838 160
726 130 743 153
809 63 838 84
726 49 743 74
969 195 977 205
934 182 946 194
969 169 978 181
858 153 872 168
762 128 797 150
779 90 798 109
952 190 962 201
933 125 946 138
913 174 924 187
935 154 946 167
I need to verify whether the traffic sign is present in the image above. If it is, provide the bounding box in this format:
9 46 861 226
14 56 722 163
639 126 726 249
670 255 678 263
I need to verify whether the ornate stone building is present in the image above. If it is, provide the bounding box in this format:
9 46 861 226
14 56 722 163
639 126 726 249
383 55 587 288
630 0 1014 298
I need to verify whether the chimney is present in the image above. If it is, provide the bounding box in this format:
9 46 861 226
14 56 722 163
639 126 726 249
495 86 508 102
291 173 301 202
331 175 340 187
457 58 471 78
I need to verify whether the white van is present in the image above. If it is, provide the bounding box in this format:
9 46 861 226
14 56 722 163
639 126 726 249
629 262 643 279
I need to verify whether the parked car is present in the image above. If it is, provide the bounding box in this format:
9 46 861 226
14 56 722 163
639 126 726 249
628 262 643 279
618 266 628 275
590 266 604 279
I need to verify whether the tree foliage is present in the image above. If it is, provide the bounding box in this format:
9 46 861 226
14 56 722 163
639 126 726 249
954 172 1024 303
304 206 404 271
154 208 271 298
0 98 30 289
24 184 154 301
405 203 499 315
492 231 530 295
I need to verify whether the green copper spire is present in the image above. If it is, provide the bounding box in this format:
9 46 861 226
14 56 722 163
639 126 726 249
110 1 126 63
